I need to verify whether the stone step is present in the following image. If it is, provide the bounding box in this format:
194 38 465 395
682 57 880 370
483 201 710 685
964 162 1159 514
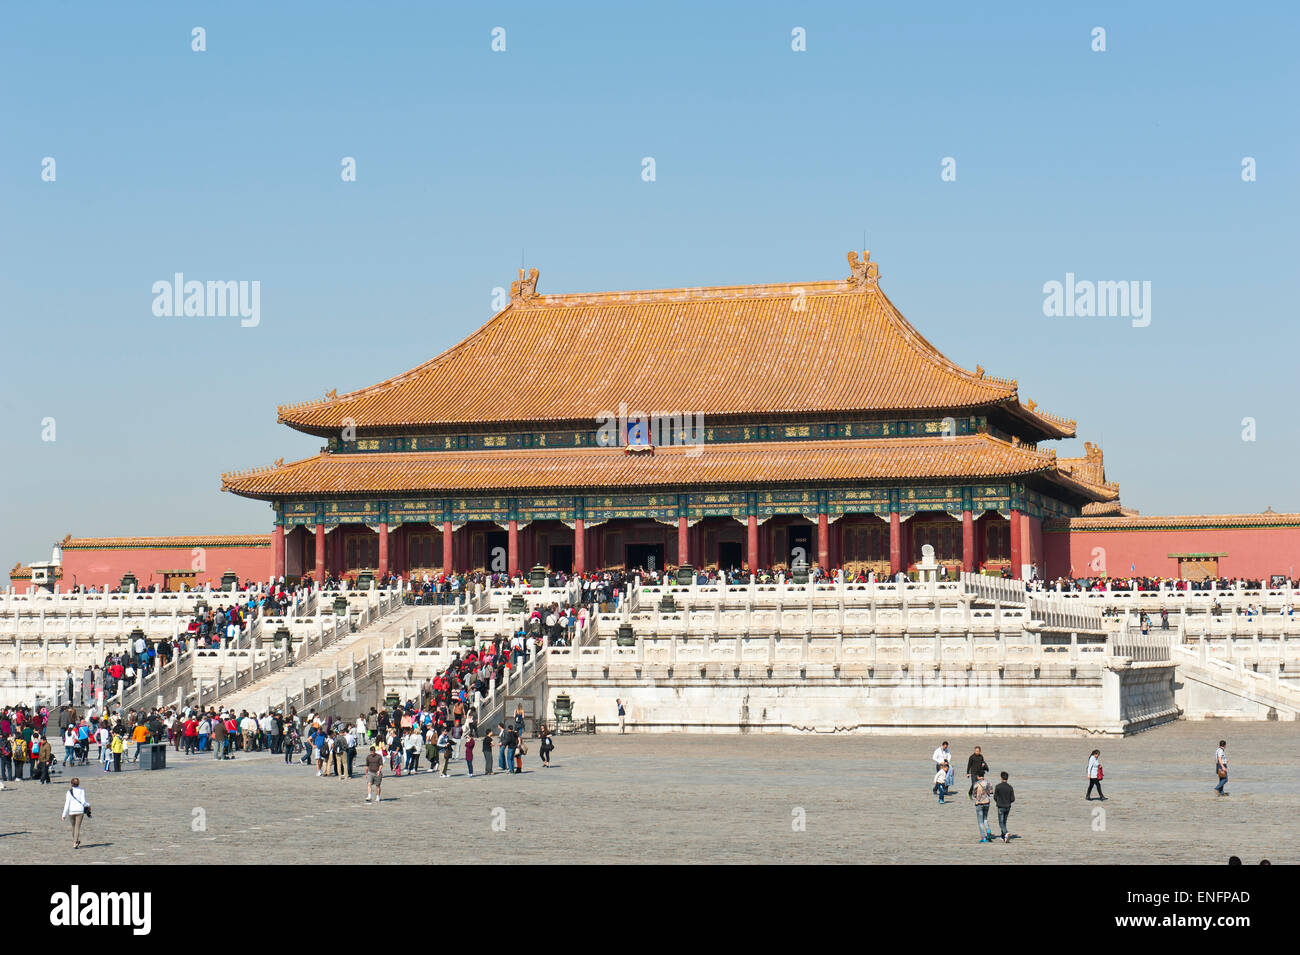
217 605 428 713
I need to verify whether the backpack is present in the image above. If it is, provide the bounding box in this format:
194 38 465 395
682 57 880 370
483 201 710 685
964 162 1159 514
14 739 28 760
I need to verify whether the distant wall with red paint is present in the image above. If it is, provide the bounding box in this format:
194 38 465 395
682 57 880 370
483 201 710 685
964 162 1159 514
52 536 272 590
1044 521 1300 580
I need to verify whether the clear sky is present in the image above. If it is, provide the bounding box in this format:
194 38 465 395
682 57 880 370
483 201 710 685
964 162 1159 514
3 1 1298 564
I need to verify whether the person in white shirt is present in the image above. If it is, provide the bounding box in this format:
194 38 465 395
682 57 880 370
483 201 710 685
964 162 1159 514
96 726 111 768
1086 749 1105 801
933 763 950 803
1215 740 1229 796
932 741 951 774
61 777 90 848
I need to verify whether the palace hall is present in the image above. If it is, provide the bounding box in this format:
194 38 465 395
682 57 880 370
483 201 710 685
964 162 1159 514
220 251 1122 584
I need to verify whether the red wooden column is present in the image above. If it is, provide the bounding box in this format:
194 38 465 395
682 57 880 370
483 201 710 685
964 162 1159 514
889 511 902 576
817 513 829 569
272 524 285 581
574 518 586 575
961 510 975 573
678 516 689 567
1009 509 1022 579
508 520 519 576
441 521 453 573
313 524 326 584
746 515 758 571
377 523 389 579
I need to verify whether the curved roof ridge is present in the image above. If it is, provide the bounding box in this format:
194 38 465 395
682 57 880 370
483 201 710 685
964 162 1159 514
274 255 1057 433
276 301 521 422
871 286 1018 398
533 279 848 307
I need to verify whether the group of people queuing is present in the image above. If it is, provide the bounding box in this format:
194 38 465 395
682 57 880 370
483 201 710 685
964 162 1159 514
1 702 152 785
927 737 1235 844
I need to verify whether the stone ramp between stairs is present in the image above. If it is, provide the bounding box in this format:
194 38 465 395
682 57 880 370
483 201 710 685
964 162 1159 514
217 605 434 714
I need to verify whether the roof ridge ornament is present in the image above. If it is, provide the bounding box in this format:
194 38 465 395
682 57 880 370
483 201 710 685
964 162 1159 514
846 250 879 290
325 389 338 401
511 267 540 302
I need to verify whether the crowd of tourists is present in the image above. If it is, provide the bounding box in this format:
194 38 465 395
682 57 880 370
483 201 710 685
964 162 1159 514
1038 575 1297 593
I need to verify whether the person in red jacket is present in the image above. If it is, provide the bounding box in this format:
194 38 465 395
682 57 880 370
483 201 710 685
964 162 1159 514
183 717 199 755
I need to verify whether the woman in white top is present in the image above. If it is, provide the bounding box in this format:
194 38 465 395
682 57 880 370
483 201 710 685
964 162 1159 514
61 777 90 848
1086 749 1105 801
97 726 112 771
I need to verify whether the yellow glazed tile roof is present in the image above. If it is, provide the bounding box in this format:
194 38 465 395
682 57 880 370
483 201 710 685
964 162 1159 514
60 534 272 550
276 253 1075 438
223 434 1106 500
1062 511 1300 531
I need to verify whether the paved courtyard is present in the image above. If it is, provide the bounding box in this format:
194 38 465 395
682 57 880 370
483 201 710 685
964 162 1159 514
2 721 1291 864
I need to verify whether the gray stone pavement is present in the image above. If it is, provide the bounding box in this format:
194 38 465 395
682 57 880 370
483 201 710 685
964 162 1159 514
2 721 1292 864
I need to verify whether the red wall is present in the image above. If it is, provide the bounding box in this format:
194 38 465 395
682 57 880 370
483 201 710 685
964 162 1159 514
56 544 272 590
1045 524 1300 580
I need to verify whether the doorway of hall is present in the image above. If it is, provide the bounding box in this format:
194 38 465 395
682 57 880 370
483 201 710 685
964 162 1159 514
717 540 743 571
625 543 665 573
549 545 573 573
480 531 508 572
785 525 813 567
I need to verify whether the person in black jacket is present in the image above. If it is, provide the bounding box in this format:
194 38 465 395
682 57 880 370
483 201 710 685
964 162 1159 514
966 746 988 799
993 772 1015 843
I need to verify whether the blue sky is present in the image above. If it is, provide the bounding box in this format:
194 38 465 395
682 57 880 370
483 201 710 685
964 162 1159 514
2 1 1297 563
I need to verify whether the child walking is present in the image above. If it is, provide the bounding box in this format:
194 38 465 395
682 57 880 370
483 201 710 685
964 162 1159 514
933 761 950 803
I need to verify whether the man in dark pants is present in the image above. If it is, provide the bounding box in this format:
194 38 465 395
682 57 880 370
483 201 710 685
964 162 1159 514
993 771 1015 843
966 746 988 800
504 725 519 774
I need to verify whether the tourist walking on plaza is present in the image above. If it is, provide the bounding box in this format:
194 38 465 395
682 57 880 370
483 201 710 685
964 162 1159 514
110 730 124 773
61 777 90 849
482 727 494 775
993 772 1015 843
1215 740 1229 796
437 728 452 777
36 743 53 784
464 734 475 777
934 762 950 803
617 699 626 734
364 747 382 803
539 728 554 768
1086 749 1105 801
334 732 349 779
496 723 508 772
973 771 995 842
965 746 988 799
212 717 227 760
931 740 951 777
